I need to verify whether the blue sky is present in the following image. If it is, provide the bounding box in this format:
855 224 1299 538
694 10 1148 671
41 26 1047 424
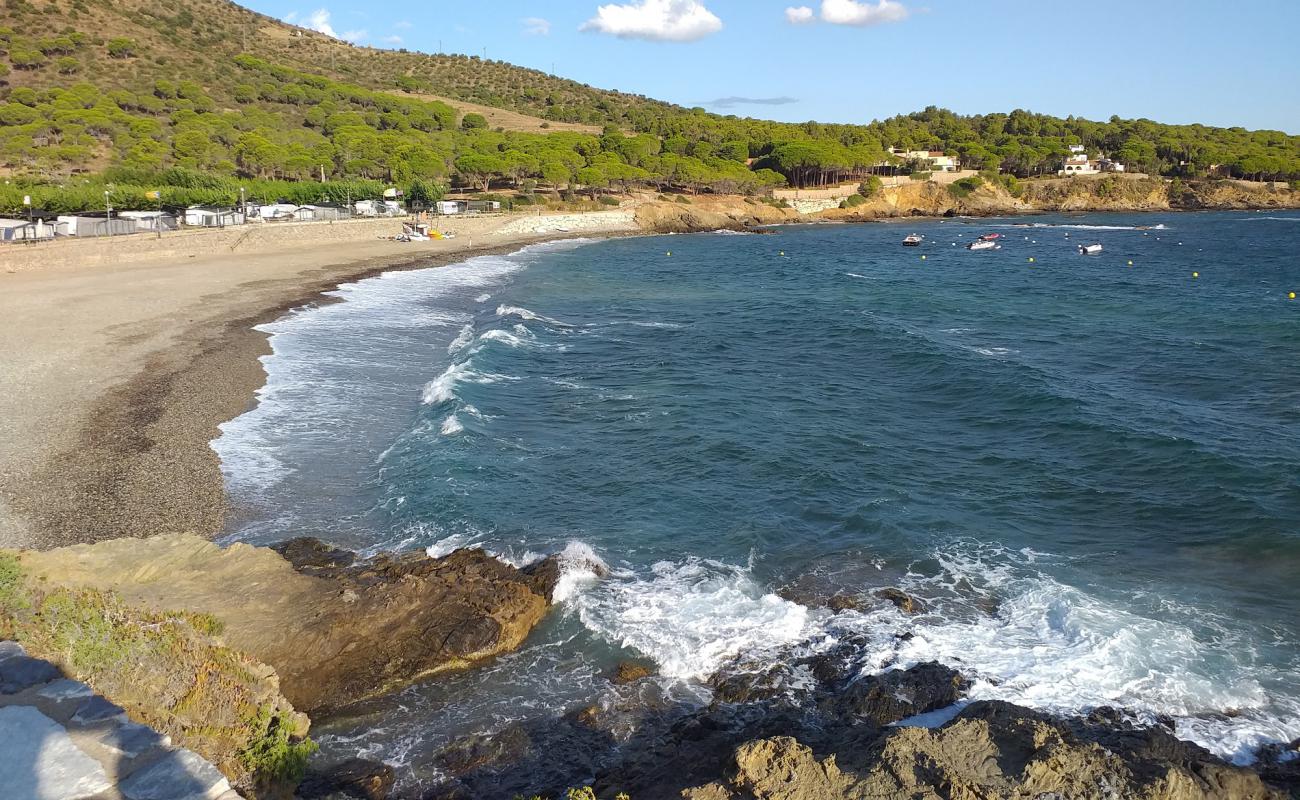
244 0 1300 133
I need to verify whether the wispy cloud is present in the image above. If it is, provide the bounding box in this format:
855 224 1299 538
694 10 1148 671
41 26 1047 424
784 6 815 24
522 17 552 36
382 34 403 45
581 0 723 42
340 28 368 43
284 10 299 23
819 0 909 26
393 20 412 30
703 96 800 109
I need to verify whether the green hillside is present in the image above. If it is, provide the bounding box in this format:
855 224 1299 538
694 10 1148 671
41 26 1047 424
1 0 1297 213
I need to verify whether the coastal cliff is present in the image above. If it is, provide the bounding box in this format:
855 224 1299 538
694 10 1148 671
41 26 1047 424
820 175 1299 220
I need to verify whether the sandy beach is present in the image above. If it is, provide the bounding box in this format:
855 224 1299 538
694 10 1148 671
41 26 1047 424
0 210 640 549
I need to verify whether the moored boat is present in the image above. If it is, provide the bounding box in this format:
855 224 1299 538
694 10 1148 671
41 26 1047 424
903 233 924 246
979 233 1001 241
1078 243 1103 255
967 239 1000 251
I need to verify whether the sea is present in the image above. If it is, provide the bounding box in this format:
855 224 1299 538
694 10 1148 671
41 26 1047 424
212 210 1300 787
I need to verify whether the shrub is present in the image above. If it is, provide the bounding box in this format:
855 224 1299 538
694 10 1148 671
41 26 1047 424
55 56 79 74
909 170 932 181
840 193 868 208
460 112 487 130
598 195 620 206
106 37 136 58
948 175 984 199
858 175 883 197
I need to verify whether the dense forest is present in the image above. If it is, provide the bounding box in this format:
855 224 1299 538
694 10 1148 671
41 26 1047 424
1 0 1297 213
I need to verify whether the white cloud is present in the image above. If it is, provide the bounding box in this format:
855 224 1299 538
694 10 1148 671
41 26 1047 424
785 6 815 24
393 20 412 30
284 10 299 23
819 0 909 26
522 17 552 36
382 34 403 45
340 28 368 43
302 8 338 38
581 0 722 42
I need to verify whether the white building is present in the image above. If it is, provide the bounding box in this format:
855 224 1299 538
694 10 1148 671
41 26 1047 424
1059 144 1124 176
891 148 960 172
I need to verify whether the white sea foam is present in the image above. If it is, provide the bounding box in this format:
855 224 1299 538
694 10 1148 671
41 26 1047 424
972 346 1017 357
550 541 612 603
448 324 475 355
421 361 518 405
474 293 493 302
814 546 1300 765
496 304 570 327
440 415 464 436
565 554 810 679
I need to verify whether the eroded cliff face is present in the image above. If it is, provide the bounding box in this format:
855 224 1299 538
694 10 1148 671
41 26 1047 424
17 534 562 714
818 176 1298 221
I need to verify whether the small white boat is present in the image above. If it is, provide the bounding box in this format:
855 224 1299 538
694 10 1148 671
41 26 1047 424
1078 243 1103 255
967 239 1000 251
903 233 924 246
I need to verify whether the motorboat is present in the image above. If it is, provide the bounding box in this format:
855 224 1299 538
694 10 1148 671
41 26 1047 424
978 233 1001 241
1078 243 1103 255
967 239 1000 251
903 233 924 246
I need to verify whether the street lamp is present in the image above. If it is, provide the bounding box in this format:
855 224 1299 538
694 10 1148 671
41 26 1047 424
104 190 112 236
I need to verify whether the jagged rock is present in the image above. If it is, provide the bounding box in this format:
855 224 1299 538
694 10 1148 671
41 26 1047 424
684 700 1288 800
297 757 396 800
613 661 655 685
272 537 357 574
119 747 232 800
19 534 556 714
830 661 967 725
826 593 864 613
0 705 115 800
0 654 61 693
873 587 926 614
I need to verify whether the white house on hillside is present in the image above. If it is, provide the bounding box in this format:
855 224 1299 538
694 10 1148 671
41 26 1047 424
891 148 960 172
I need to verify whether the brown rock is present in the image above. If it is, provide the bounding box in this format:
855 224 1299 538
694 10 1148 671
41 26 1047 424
297 758 395 800
826 593 863 613
613 661 654 684
873 587 926 614
19 534 554 714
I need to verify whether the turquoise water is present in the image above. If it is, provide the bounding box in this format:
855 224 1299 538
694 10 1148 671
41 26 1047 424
214 211 1300 774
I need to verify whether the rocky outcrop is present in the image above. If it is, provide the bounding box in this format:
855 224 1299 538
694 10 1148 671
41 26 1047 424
685 701 1288 800
819 176 1298 221
17 534 556 714
635 197 800 233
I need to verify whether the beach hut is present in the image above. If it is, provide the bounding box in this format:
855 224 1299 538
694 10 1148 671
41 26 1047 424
0 217 65 241
183 207 246 227
117 210 179 232
58 213 138 237
435 200 468 215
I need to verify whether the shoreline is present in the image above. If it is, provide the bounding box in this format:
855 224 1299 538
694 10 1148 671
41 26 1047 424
0 212 642 550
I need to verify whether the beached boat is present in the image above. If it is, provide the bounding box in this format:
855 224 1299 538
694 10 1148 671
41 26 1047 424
967 239 1000 251
1078 243 1103 255
903 233 924 246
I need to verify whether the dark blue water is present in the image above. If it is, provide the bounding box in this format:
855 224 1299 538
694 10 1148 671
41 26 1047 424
214 212 1300 773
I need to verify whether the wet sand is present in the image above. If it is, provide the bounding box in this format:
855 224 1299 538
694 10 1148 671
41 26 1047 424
0 212 639 549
